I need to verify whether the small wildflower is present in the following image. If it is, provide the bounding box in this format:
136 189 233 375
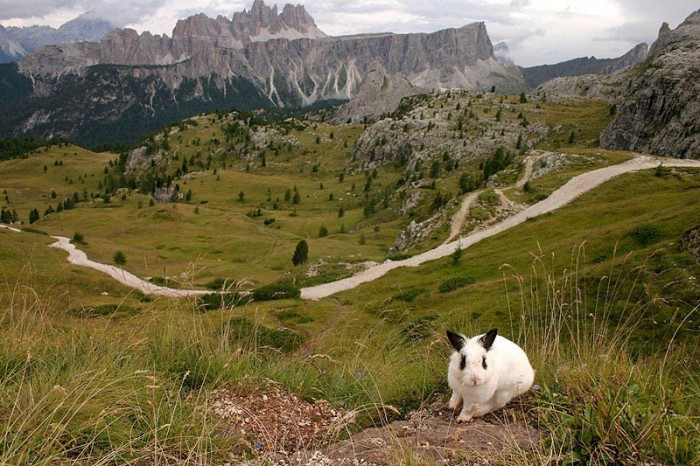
533 384 541 392
357 371 363 378
255 441 263 449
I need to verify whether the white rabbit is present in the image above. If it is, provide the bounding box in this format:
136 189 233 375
446 329 534 422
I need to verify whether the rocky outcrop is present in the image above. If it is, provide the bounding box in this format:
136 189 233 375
521 43 648 89
335 63 424 122
536 73 625 101
601 9 700 158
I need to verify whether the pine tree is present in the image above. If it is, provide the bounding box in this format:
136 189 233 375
292 240 309 266
29 208 40 224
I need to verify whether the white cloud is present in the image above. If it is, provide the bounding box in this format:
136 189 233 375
0 0 697 65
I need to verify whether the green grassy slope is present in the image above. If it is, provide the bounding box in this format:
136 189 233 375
1 93 698 464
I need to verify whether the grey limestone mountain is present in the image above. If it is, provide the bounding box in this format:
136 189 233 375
1 1 525 145
601 9 700 158
1 12 118 60
0 25 25 62
334 62 425 123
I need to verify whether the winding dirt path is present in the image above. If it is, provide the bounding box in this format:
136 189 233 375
301 155 700 300
0 226 209 298
445 155 536 244
47 236 211 297
3 155 699 300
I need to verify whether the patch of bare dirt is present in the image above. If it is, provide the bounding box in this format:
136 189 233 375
229 392 539 466
210 381 356 455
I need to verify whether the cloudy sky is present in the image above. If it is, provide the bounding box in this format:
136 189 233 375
0 0 697 66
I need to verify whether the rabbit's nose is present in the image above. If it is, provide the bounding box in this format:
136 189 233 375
470 375 479 385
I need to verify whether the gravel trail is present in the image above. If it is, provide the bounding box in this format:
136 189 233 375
0 225 209 298
445 155 535 244
48 236 211 297
301 156 700 300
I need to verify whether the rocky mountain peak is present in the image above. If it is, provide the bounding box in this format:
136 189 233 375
232 0 326 40
601 8 700 158
280 4 318 31
648 9 700 57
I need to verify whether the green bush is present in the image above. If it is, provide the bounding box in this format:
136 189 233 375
113 250 127 265
204 277 236 290
438 276 476 293
21 227 48 235
195 292 249 312
629 224 664 246
252 283 301 301
391 288 429 302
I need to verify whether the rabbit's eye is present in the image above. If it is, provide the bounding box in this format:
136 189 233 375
460 355 466 370
482 356 487 370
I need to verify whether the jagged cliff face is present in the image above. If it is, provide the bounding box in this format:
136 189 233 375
18 20 510 99
4 0 524 145
601 10 700 158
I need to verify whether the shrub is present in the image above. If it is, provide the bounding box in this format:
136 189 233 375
264 218 276 225
21 227 48 236
318 225 328 237
113 250 127 265
195 292 249 312
204 277 236 290
252 283 301 301
439 276 476 293
629 224 664 246
72 232 84 243
392 288 429 302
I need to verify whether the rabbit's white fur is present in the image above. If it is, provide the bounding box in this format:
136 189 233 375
447 329 534 422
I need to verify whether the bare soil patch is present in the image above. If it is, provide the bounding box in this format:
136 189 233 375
225 390 540 466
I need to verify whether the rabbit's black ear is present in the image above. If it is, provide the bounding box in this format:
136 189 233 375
446 330 466 351
480 328 498 351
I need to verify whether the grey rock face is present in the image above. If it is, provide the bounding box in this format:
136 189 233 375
536 73 625 101
18 19 522 105
335 62 424 122
0 25 26 62
601 9 700 158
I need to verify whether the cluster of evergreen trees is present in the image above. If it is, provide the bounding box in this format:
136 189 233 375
0 208 18 223
0 137 67 162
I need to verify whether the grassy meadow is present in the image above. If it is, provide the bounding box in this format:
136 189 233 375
1 92 699 464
